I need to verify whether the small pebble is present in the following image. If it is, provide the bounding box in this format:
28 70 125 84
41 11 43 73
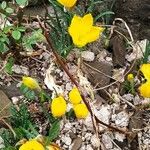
61 136 72 146
91 134 101 148
11 97 19 105
102 134 113 149
81 51 95 62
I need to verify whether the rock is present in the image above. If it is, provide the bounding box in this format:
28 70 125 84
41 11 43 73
61 135 72 146
81 51 95 62
128 110 143 143
84 133 92 141
72 137 82 150
0 90 12 117
12 65 29 75
86 145 94 150
11 97 19 105
81 60 112 87
94 105 111 131
0 136 5 149
114 132 126 142
102 134 113 149
91 134 101 148
84 116 93 131
97 50 107 61
109 34 126 67
0 83 21 98
65 82 72 91
112 111 129 127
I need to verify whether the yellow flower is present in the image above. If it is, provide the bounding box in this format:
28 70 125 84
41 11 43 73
19 139 44 150
22 76 41 91
51 96 67 117
69 87 82 104
140 64 150 80
57 0 77 8
139 81 150 98
68 13 104 47
73 103 89 119
127 73 134 81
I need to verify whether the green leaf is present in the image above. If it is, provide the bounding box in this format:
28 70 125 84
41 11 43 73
5 8 14 14
143 40 150 63
17 26 26 32
12 30 21 40
0 42 5 52
39 91 50 103
15 0 28 6
66 108 76 120
95 11 115 22
25 90 36 100
4 57 14 74
1 1 7 9
20 83 29 94
47 120 60 143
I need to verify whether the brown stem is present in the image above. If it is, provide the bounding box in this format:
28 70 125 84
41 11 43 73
37 17 131 136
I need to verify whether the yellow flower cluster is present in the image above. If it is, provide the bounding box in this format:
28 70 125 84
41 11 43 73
139 64 150 98
69 87 89 119
56 0 104 47
51 87 89 119
19 139 60 150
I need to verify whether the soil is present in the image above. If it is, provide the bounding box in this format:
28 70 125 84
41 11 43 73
114 0 150 40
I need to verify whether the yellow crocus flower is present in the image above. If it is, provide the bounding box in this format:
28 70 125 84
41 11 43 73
57 0 77 8
69 87 82 104
19 139 44 150
140 64 150 81
22 76 41 91
73 103 89 119
139 81 150 98
51 96 67 117
68 13 104 47
127 73 134 81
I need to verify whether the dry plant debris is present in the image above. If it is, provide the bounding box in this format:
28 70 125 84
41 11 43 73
0 0 150 150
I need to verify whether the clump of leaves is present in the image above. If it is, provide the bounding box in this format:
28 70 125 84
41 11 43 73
22 29 45 50
4 56 14 74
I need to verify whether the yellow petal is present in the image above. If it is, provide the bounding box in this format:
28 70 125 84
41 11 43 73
139 81 150 98
71 34 88 47
19 140 44 150
22 76 41 91
82 14 93 28
85 26 104 43
140 64 150 80
68 15 83 36
69 87 82 104
51 96 67 117
57 0 77 8
73 103 89 119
